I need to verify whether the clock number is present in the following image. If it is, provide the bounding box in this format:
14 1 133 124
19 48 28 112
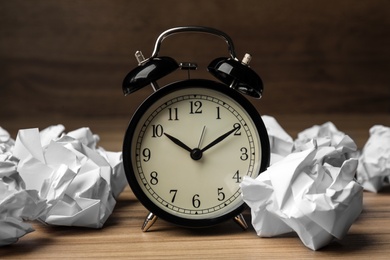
216 106 221 119
142 148 151 162
192 194 201 208
151 124 163 137
217 187 225 201
189 101 202 114
233 123 241 136
150 171 158 185
240 147 249 161
232 170 241 183
170 189 178 203
168 107 179 121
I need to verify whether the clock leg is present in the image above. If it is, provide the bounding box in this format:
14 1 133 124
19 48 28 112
142 212 158 232
233 213 248 230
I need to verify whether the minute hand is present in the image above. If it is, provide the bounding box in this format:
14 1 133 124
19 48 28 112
201 127 237 152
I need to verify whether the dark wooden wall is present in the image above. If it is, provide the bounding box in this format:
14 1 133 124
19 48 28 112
1 0 389 121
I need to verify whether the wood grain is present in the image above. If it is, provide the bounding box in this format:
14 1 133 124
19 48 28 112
1 115 390 259
1 0 389 120
3 186 390 259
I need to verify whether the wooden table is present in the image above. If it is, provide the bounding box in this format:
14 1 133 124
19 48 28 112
1 114 390 259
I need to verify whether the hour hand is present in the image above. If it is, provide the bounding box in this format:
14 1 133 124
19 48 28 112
164 133 192 152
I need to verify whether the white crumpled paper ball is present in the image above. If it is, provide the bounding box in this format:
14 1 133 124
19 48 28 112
12 125 126 228
0 127 14 154
294 121 357 156
357 125 390 192
0 127 46 246
0 186 46 246
262 115 294 165
241 129 363 250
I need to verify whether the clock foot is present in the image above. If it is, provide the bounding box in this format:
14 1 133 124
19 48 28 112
142 212 158 232
233 213 248 230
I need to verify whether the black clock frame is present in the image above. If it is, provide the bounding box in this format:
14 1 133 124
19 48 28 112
123 79 270 228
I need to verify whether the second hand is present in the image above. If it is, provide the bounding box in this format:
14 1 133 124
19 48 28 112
198 126 206 148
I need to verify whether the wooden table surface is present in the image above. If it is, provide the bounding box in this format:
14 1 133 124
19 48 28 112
1 114 390 259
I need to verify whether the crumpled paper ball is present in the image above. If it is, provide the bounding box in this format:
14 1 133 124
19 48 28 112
0 127 46 246
262 115 294 165
241 134 363 250
0 127 14 153
11 125 126 228
294 121 343 146
0 186 46 246
294 121 357 156
357 125 390 192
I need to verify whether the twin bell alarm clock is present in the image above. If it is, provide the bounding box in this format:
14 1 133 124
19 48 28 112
121 26 270 231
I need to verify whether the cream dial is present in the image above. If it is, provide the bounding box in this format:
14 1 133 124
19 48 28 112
123 80 269 227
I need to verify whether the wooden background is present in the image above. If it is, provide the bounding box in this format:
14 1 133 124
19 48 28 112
1 0 389 123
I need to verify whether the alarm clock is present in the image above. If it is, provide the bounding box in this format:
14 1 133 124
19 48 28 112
122 26 270 231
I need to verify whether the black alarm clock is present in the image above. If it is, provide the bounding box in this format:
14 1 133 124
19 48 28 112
122 26 270 231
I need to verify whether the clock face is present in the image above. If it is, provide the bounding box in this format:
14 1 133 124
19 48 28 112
123 79 269 227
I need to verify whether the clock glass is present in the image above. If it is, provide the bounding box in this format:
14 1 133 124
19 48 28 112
123 79 269 227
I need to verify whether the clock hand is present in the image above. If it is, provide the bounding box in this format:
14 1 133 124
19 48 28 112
197 126 206 148
201 125 239 153
164 133 192 152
